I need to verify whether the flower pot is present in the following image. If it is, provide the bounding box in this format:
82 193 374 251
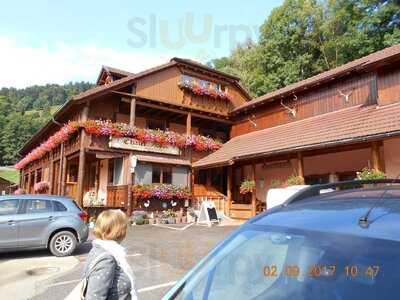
167 217 175 224
182 216 187 223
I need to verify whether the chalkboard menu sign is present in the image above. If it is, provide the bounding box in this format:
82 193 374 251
207 207 218 222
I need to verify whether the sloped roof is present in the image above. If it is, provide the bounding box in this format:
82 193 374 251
19 58 248 155
194 102 400 168
232 43 400 114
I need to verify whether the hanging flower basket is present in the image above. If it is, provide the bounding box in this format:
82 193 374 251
132 184 190 200
178 80 233 101
34 181 49 194
240 180 256 195
15 120 223 170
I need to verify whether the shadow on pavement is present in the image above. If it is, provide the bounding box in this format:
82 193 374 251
0 242 92 261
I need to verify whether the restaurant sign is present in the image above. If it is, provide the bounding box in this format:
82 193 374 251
109 137 180 155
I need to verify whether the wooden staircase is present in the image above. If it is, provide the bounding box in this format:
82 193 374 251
229 203 253 219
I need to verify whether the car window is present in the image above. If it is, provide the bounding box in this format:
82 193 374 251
52 201 67 212
0 199 20 215
26 199 53 214
173 226 400 300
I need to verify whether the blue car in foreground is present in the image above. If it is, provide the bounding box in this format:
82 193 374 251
163 179 400 300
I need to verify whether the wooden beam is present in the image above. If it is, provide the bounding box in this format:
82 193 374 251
251 163 256 217
27 170 32 193
112 91 233 124
58 143 67 196
297 152 304 179
48 151 54 194
130 98 136 126
76 105 89 205
226 166 232 216
371 141 382 171
186 112 192 135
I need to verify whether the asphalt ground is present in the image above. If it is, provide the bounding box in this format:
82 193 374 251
12 224 238 300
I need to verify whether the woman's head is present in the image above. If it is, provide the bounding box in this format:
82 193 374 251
93 209 128 242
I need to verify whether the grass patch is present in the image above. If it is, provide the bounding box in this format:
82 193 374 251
0 167 19 184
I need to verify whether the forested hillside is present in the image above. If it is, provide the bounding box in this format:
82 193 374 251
211 0 400 97
0 82 93 165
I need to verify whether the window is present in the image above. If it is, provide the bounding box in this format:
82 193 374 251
135 164 177 185
67 164 78 183
172 227 400 300
135 163 152 184
199 80 208 89
152 165 161 183
36 168 42 183
113 158 123 185
108 158 124 186
172 166 188 187
108 159 115 185
0 199 20 215
53 201 67 212
147 119 166 131
26 199 52 214
181 74 192 85
163 166 172 184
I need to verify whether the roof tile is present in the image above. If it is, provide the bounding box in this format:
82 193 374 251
194 102 400 168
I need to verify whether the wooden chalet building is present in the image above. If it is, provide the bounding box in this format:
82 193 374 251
17 44 400 219
193 44 400 219
16 58 250 215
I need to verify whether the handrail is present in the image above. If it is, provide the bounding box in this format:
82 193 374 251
284 179 400 205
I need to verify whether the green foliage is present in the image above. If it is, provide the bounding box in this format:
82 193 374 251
0 82 93 165
0 167 19 184
357 167 387 180
270 179 282 188
211 0 400 97
287 175 305 186
240 179 256 194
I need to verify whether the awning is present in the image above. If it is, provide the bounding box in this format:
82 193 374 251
136 153 191 166
193 103 400 169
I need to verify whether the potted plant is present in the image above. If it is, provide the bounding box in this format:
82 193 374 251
286 175 305 186
187 208 197 223
34 181 49 194
270 179 282 188
357 167 387 180
240 180 256 194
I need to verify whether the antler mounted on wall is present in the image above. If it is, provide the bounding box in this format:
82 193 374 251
247 114 257 128
338 90 353 102
281 94 298 117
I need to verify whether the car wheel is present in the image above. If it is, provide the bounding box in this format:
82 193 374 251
49 231 77 257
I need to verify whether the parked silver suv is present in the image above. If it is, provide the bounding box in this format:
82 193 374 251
0 195 89 256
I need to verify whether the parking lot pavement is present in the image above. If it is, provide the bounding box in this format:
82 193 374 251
30 224 237 300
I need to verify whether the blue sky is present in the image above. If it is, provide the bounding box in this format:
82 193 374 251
0 0 282 87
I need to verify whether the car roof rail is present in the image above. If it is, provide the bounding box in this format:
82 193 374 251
283 179 400 206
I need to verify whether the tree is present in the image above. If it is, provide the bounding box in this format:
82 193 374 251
211 0 400 97
0 82 93 165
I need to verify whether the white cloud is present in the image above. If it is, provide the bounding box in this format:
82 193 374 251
0 36 182 88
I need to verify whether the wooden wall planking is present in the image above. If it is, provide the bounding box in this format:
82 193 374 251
378 64 400 106
231 72 377 137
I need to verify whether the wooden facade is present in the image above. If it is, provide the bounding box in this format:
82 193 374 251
17 46 400 220
197 45 400 219
17 58 250 216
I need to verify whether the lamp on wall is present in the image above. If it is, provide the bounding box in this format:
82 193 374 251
130 155 137 173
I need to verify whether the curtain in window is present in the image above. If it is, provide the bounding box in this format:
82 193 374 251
135 163 152 184
113 158 124 186
172 166 188 187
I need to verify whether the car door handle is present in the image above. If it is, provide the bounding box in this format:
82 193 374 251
48 216 55 222
7 220 15 226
